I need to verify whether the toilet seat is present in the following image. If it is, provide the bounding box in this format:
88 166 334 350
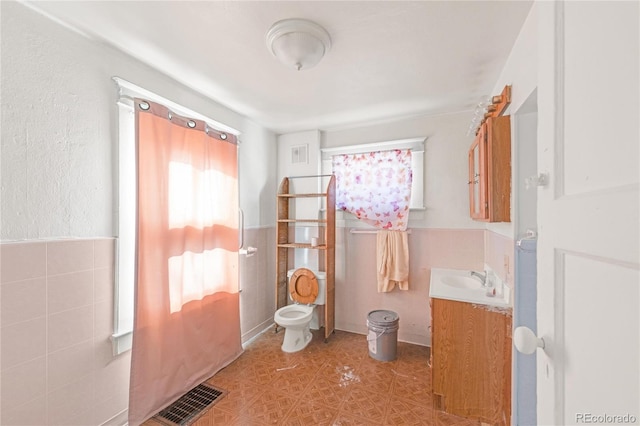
274 304 314 327
289 268 318 304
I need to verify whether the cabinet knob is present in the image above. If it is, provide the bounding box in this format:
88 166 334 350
514 326 545 355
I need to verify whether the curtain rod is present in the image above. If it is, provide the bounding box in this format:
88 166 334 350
113 76 241 136
320 137 425 160
349 229 412 234
287 174 334 179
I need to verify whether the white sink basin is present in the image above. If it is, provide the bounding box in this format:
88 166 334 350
429 268 511 308
440 275 481 289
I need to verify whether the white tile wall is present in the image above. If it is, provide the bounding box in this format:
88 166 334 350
239 227 276 343
1 318 47 369
0 230 507 423
1 357 47 410
47 306 94 353
0 239 130 426
2 395 48 426
335 228 486 345
47 271 94 315
1 278 46 327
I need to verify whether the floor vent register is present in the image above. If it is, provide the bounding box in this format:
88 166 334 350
153 383 227 426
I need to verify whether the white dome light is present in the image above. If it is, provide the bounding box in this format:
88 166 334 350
266 19 331 71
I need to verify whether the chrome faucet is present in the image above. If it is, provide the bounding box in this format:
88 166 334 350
470 270 488 286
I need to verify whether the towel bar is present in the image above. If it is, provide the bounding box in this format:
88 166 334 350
349 229 412 234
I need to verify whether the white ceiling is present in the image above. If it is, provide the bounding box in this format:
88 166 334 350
26 1 533 134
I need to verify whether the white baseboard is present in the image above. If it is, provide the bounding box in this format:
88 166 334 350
241 319 274 346
101 408 128 426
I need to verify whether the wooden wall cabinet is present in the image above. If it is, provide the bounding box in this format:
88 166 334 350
468 115 511 222
276 176 336 342
431 297 512 425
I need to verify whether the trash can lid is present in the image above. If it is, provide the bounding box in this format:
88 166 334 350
367 310 399 325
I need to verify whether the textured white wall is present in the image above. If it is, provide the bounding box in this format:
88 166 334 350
0 4 277 425
276 113 488 345
239 119 277 228
1 3 114 239
1 2 276 241
486 4 538 239
276 130 323 270
276 130 322 220
277 129 322 192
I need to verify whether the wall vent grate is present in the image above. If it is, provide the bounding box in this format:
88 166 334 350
291 144 309 164
153 383 227 426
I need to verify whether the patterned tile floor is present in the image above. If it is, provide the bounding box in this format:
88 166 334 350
144 328 480 426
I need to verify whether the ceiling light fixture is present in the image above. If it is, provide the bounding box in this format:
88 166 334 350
266 18 331 71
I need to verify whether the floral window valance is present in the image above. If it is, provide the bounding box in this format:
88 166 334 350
332 149 412 231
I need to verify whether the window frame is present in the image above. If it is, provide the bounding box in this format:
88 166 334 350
320 137 426 221
112 77 240 355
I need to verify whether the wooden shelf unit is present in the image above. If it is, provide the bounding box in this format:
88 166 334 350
276 176 336 342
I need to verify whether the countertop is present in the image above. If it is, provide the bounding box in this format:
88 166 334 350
429 267 511 309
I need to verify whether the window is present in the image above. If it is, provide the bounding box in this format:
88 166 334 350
320 138 426 225
112 77 239 354
332 149 413 230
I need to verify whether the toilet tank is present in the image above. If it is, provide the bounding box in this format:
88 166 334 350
287 268 326 305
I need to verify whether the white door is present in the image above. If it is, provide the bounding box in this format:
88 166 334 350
537 2 639 425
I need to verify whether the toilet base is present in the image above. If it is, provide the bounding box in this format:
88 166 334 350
281 326 312 353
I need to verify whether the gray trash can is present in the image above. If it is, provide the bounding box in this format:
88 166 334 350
366 310 399 361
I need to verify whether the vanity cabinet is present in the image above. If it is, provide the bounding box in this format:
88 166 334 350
468 115 511 222
431 297 512 425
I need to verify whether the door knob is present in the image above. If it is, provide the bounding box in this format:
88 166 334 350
514 326 545 354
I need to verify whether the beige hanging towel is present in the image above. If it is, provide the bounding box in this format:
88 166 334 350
376 230 410 292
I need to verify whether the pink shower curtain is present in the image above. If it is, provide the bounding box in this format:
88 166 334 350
129 99 242 425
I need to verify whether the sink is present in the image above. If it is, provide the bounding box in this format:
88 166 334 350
441 275 481 289
429 267 511 308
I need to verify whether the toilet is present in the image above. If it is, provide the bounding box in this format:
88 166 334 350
274 268 326 353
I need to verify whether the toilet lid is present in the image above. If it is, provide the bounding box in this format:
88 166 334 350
289 268 319 304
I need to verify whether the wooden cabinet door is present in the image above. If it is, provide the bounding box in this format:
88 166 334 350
485 116 511 222
468 117 511 222
431 298 512 425
468 125 488 220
